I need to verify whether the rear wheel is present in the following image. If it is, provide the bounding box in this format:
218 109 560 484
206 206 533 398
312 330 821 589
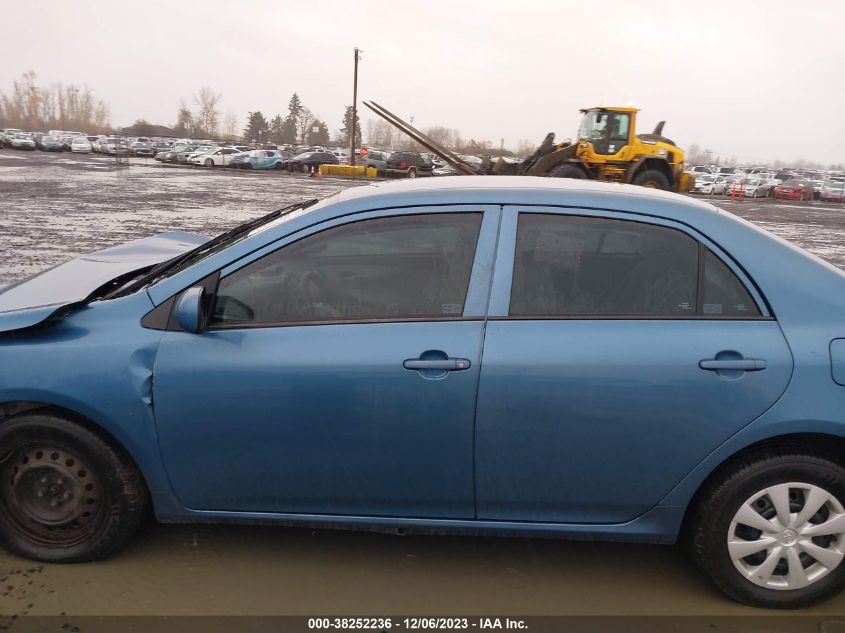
407 167 417 178
548 164 587 179
301 163 310 174
632 169 671 190
0 413 147 563
687 450 845 608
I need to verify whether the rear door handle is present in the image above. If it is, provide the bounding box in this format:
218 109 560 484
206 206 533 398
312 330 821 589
699 359 767 371
403 359 471 371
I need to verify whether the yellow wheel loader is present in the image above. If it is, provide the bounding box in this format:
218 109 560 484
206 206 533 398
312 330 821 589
364 102 694 193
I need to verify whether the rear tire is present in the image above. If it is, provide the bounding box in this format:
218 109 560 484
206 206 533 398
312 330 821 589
687 450 845 608
548 164 587 179
407 167 417 178
631 169 671 190
0 413 147 563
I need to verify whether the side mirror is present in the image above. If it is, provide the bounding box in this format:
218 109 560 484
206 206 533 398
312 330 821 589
174 286 207 333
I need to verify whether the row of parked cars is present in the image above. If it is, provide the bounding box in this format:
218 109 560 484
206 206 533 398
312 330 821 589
691 172 845 202
688 165 845 202
153 140 454 179
0 127 499 181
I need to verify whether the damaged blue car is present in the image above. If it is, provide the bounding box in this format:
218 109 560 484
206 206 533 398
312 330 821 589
3 176 845 609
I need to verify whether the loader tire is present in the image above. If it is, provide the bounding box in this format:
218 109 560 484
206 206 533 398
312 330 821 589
632 169 670 190
548 164 587 179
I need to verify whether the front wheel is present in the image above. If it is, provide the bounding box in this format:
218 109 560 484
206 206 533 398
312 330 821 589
687 450 845 608
204 158 214 167
0 413 147 563
631 169 670 190
548 164 587 179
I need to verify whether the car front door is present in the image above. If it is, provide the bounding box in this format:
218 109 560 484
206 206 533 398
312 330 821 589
152 207 499 517
474 207 793 523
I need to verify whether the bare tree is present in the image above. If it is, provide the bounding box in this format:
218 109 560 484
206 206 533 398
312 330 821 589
515 139 535 157
295 107 315 144
192 86 221 137
223 111 238 139
0 70 111 132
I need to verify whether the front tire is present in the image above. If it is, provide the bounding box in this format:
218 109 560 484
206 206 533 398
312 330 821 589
548 164 587 179
204 158 214 167
0 413 147 563
631 169 671 190
687 450 845 608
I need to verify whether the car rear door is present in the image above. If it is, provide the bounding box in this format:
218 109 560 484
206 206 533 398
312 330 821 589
474 207 793 523
153 206 500 518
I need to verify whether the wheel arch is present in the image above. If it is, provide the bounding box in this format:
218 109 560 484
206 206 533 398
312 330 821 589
679 432 845 537
627 156 675 186
0 400 154 500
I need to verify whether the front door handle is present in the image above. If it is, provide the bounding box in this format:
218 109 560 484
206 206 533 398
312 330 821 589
699 359 767 371
403 358 471 371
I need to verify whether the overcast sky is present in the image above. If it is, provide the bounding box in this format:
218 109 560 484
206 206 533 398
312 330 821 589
3 0 844 164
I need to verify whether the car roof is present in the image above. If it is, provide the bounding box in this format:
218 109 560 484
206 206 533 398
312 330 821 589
322 175 716 218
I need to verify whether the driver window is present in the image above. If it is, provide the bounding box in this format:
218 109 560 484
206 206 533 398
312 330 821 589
211 213 482 325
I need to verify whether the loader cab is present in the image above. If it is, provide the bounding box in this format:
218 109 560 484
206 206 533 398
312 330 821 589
578 108 636 156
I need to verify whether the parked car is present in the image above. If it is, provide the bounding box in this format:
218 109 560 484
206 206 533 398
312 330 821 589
385 151 434 178
70 137 92 153
724 178 769 199
189 146 244 167
156 144 191 162
129 137 155 158
100 137 128 156
363 150 389 176
10 133 36 150
820 183 845 203
36 135 64 152
283 151 339 174
176 146 210 164
7 178 845 609
231 149 286 170
773 179 814 201
693 174 729 195
0 128 23 147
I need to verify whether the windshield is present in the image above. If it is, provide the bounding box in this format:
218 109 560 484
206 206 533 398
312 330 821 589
578 109 631 142
697 175 715 183
782 180 802 186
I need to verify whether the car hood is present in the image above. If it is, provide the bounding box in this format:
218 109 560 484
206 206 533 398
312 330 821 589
0 231 209 333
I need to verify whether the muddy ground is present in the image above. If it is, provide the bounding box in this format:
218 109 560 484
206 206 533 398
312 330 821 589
2 150 845 624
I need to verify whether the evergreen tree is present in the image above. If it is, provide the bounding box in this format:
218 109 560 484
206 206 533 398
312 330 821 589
243 111 269 142
307 119 330 146
340 105 362 147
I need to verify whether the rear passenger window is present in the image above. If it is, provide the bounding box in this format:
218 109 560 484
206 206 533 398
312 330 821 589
702 248 761 316
510 214 760 318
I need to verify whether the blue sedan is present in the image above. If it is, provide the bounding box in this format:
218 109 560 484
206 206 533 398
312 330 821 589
2 177 845 608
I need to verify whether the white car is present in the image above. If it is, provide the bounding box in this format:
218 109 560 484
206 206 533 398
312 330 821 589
724 177 770 198
694 174 729 195
70 137 93 153
9 133 36 150
189 146 244 167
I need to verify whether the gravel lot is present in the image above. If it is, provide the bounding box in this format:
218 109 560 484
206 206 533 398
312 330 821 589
2 150 845 624
2 151 845 287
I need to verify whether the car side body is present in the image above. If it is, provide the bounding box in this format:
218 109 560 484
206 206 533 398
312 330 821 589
7 178 845 608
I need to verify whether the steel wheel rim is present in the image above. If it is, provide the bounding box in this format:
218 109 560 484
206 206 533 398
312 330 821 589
728 482 845 590
1 443 104 547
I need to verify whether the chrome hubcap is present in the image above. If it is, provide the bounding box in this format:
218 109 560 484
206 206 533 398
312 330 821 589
728 483 845 590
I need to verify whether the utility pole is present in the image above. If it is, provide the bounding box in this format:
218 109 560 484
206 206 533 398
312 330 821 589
350 47 360 166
